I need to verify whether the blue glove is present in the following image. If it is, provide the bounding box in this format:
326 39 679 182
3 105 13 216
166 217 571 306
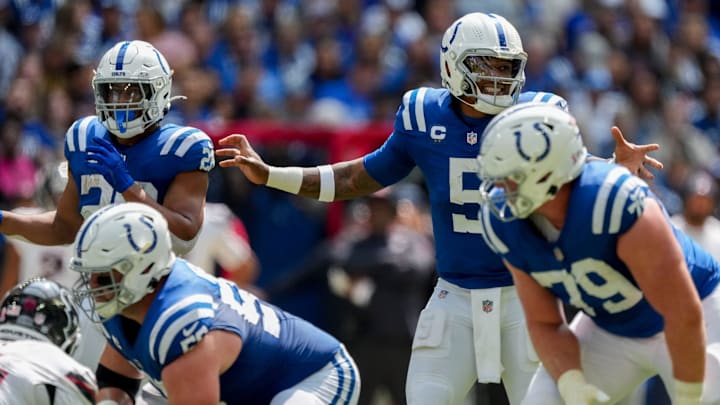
85 137 135 193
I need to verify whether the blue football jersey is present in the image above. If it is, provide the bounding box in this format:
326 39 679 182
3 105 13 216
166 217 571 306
363 88 565 288
101 259 343 404
64 116 215 219
479 162 720 337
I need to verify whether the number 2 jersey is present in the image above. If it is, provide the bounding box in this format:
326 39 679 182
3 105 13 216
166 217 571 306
479 162 720 337
364 87 567 289
101 259 345 404
64 116 215 220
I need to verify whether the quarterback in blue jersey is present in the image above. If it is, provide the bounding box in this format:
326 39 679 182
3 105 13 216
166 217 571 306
0 40 214 256
70 202 359 405
216 13 660 404
476 103 720 405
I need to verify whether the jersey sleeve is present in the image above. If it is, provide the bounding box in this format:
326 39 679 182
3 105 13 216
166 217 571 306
589 167 650 237
365 88 435 185
158 128 215 173
146 293 220 367
64 116 100 160
477 203 533 271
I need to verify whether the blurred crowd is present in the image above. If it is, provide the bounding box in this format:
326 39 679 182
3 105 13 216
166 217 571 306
2 0 720 403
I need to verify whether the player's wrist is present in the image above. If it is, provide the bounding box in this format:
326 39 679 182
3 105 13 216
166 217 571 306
673 379 703 405
266 166 303 195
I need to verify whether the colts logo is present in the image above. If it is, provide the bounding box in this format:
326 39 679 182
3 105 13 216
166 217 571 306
124 216 157 253
514 122 551 162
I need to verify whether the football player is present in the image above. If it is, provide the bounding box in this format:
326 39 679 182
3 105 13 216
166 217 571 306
70 202 360 405
476 103 720 405
0 278 97 404
0 40 214 256
215 12 660 404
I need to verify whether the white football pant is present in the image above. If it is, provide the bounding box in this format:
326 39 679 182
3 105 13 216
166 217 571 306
406 278 538 405
521 286 720 404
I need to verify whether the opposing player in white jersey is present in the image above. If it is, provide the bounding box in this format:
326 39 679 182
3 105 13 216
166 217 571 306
476 103 720 405
216 12 660 404
70 202 359 404
0 278 97 404
0 39 214 256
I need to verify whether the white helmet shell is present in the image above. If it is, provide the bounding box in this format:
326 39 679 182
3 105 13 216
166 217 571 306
440 13 527 114
71 202 174 321
92 40 173 139
477 102 587 220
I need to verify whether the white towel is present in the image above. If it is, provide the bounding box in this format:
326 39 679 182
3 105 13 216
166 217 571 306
471 287 504 383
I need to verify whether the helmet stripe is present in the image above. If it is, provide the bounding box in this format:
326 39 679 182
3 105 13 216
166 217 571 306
115 41 131 70
488 14 508 50
152 48 169 75
76 205 115 258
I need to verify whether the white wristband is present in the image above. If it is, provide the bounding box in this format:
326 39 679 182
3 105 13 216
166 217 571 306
266 167 303 194
673 379 703 405
318 164 335 202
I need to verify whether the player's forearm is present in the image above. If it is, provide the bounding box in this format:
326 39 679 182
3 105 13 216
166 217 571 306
528 321 582 381
268 158 384 201
664 310 706 383
121 185 199 241
0 210 76 245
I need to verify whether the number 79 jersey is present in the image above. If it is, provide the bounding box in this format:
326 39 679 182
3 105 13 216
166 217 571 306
100 259 341 404
479 162 720 337
363 87 567 289
64 116 215 219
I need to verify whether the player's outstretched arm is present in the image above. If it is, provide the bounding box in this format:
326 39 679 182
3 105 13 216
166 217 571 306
608 126 663 180
618 199 705 402
217 134 384 201
161 330 242 405
0 172 83 245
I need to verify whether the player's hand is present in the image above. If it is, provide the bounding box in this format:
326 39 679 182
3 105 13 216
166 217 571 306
611 126 663 181
215 134 270 185
558 369 610 405
86 137 135 193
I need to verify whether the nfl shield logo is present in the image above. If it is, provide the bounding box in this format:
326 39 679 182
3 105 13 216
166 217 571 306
438 290 448 299
482 299 493 313
466 131 478 145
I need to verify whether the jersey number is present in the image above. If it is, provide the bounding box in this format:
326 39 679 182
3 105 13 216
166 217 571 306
449 158 484 234
532 258 643 316
189 265 282 338
79 174 158 217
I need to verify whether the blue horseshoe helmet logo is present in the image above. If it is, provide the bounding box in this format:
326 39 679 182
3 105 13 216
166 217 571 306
514 122 551 162
124 216 158 253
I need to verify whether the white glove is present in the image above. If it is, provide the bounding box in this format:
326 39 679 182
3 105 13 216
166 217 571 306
672 379 702 405
557 369 610 405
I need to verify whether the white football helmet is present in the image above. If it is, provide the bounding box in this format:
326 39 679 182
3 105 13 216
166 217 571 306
477 102 587 220
92 40 174 139
440 13 527 114
70 202 175 322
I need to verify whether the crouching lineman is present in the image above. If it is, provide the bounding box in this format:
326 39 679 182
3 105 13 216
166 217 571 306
70 202 360 405
0 278 97 404
475 102 720 405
